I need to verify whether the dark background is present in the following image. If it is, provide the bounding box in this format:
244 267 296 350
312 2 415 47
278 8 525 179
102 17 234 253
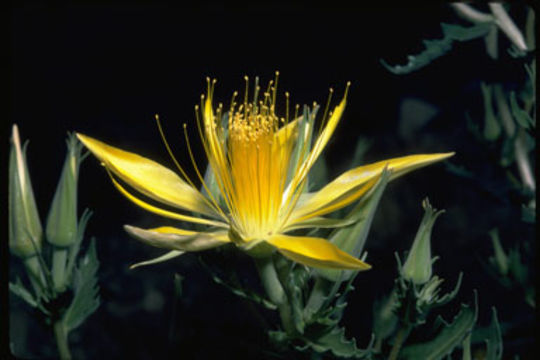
7 2 535 359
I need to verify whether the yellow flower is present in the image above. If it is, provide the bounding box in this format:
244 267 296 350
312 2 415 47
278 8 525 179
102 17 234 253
77 74 453 270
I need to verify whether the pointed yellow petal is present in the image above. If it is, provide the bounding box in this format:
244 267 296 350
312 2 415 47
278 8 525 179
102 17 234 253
76 133 217 217
108 171 228 227
266 234 371 270
289 153 454 224
284 97 347 199
124 225 230 251
130 250 184 270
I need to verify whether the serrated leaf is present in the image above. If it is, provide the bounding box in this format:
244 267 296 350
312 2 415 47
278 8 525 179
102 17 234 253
381 23 492 74
63 239 100 331
485 308 503 360
297 326 373 358
200 259 277 310
401 293 478 360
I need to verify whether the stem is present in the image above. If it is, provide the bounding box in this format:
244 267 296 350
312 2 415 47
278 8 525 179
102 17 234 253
53 320 72 360
254 257 285 305
387 324 412 360
52 249 68 292
254 257 295 334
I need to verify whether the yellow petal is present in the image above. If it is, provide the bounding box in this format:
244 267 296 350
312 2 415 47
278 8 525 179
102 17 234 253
76 133 218 218
289 153 453 224
284 97 347 201
108 170 228 228
266 234 371 270
130 250 184 270
124 225 230 251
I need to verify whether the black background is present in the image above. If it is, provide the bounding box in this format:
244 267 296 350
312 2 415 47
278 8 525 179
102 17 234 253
7 2 535 359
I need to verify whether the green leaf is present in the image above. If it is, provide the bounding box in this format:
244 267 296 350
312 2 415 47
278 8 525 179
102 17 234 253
199 259 277 310
509 92 534 129
481 83 501 141
485 308 503 360
9 278 38 308
401 293 478 360
373 292 399 342
296 326 374 358
521 203 535 223
381 23 492 74
63 239 100 332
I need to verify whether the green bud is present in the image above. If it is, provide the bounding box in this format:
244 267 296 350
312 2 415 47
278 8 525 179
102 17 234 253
46 134 83 247
401 198 444 285
9 125 43 258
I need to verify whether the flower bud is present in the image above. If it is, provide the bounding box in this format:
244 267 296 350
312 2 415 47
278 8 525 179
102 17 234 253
9 125 43 258
46 134 83 247
401 198 444 285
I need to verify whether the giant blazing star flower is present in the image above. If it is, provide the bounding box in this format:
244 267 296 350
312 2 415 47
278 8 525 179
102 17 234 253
77 75 452 270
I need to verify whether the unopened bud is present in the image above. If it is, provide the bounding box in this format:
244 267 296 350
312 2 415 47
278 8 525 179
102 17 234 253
46 134 83 247
401 198 444 285
9 125 43 258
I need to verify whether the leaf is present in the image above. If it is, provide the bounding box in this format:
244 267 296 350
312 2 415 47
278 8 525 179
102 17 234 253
199 259 277 310
9 278 38 308
381 23 492 74
481 82 501 141
63 239 100 332
401 292 478 360
521 203 535 223
485 308 503 360
510 92 534 129
296 326 374 359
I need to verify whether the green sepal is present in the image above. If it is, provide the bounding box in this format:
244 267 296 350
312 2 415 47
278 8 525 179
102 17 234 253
317 168 390 282
63 238 100 332
381 22 492 74
400 292 478 360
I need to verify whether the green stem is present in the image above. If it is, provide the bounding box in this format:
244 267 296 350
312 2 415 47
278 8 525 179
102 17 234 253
254 257 295 334
254 257 285 305
388 324 412 360
53 320 72 360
